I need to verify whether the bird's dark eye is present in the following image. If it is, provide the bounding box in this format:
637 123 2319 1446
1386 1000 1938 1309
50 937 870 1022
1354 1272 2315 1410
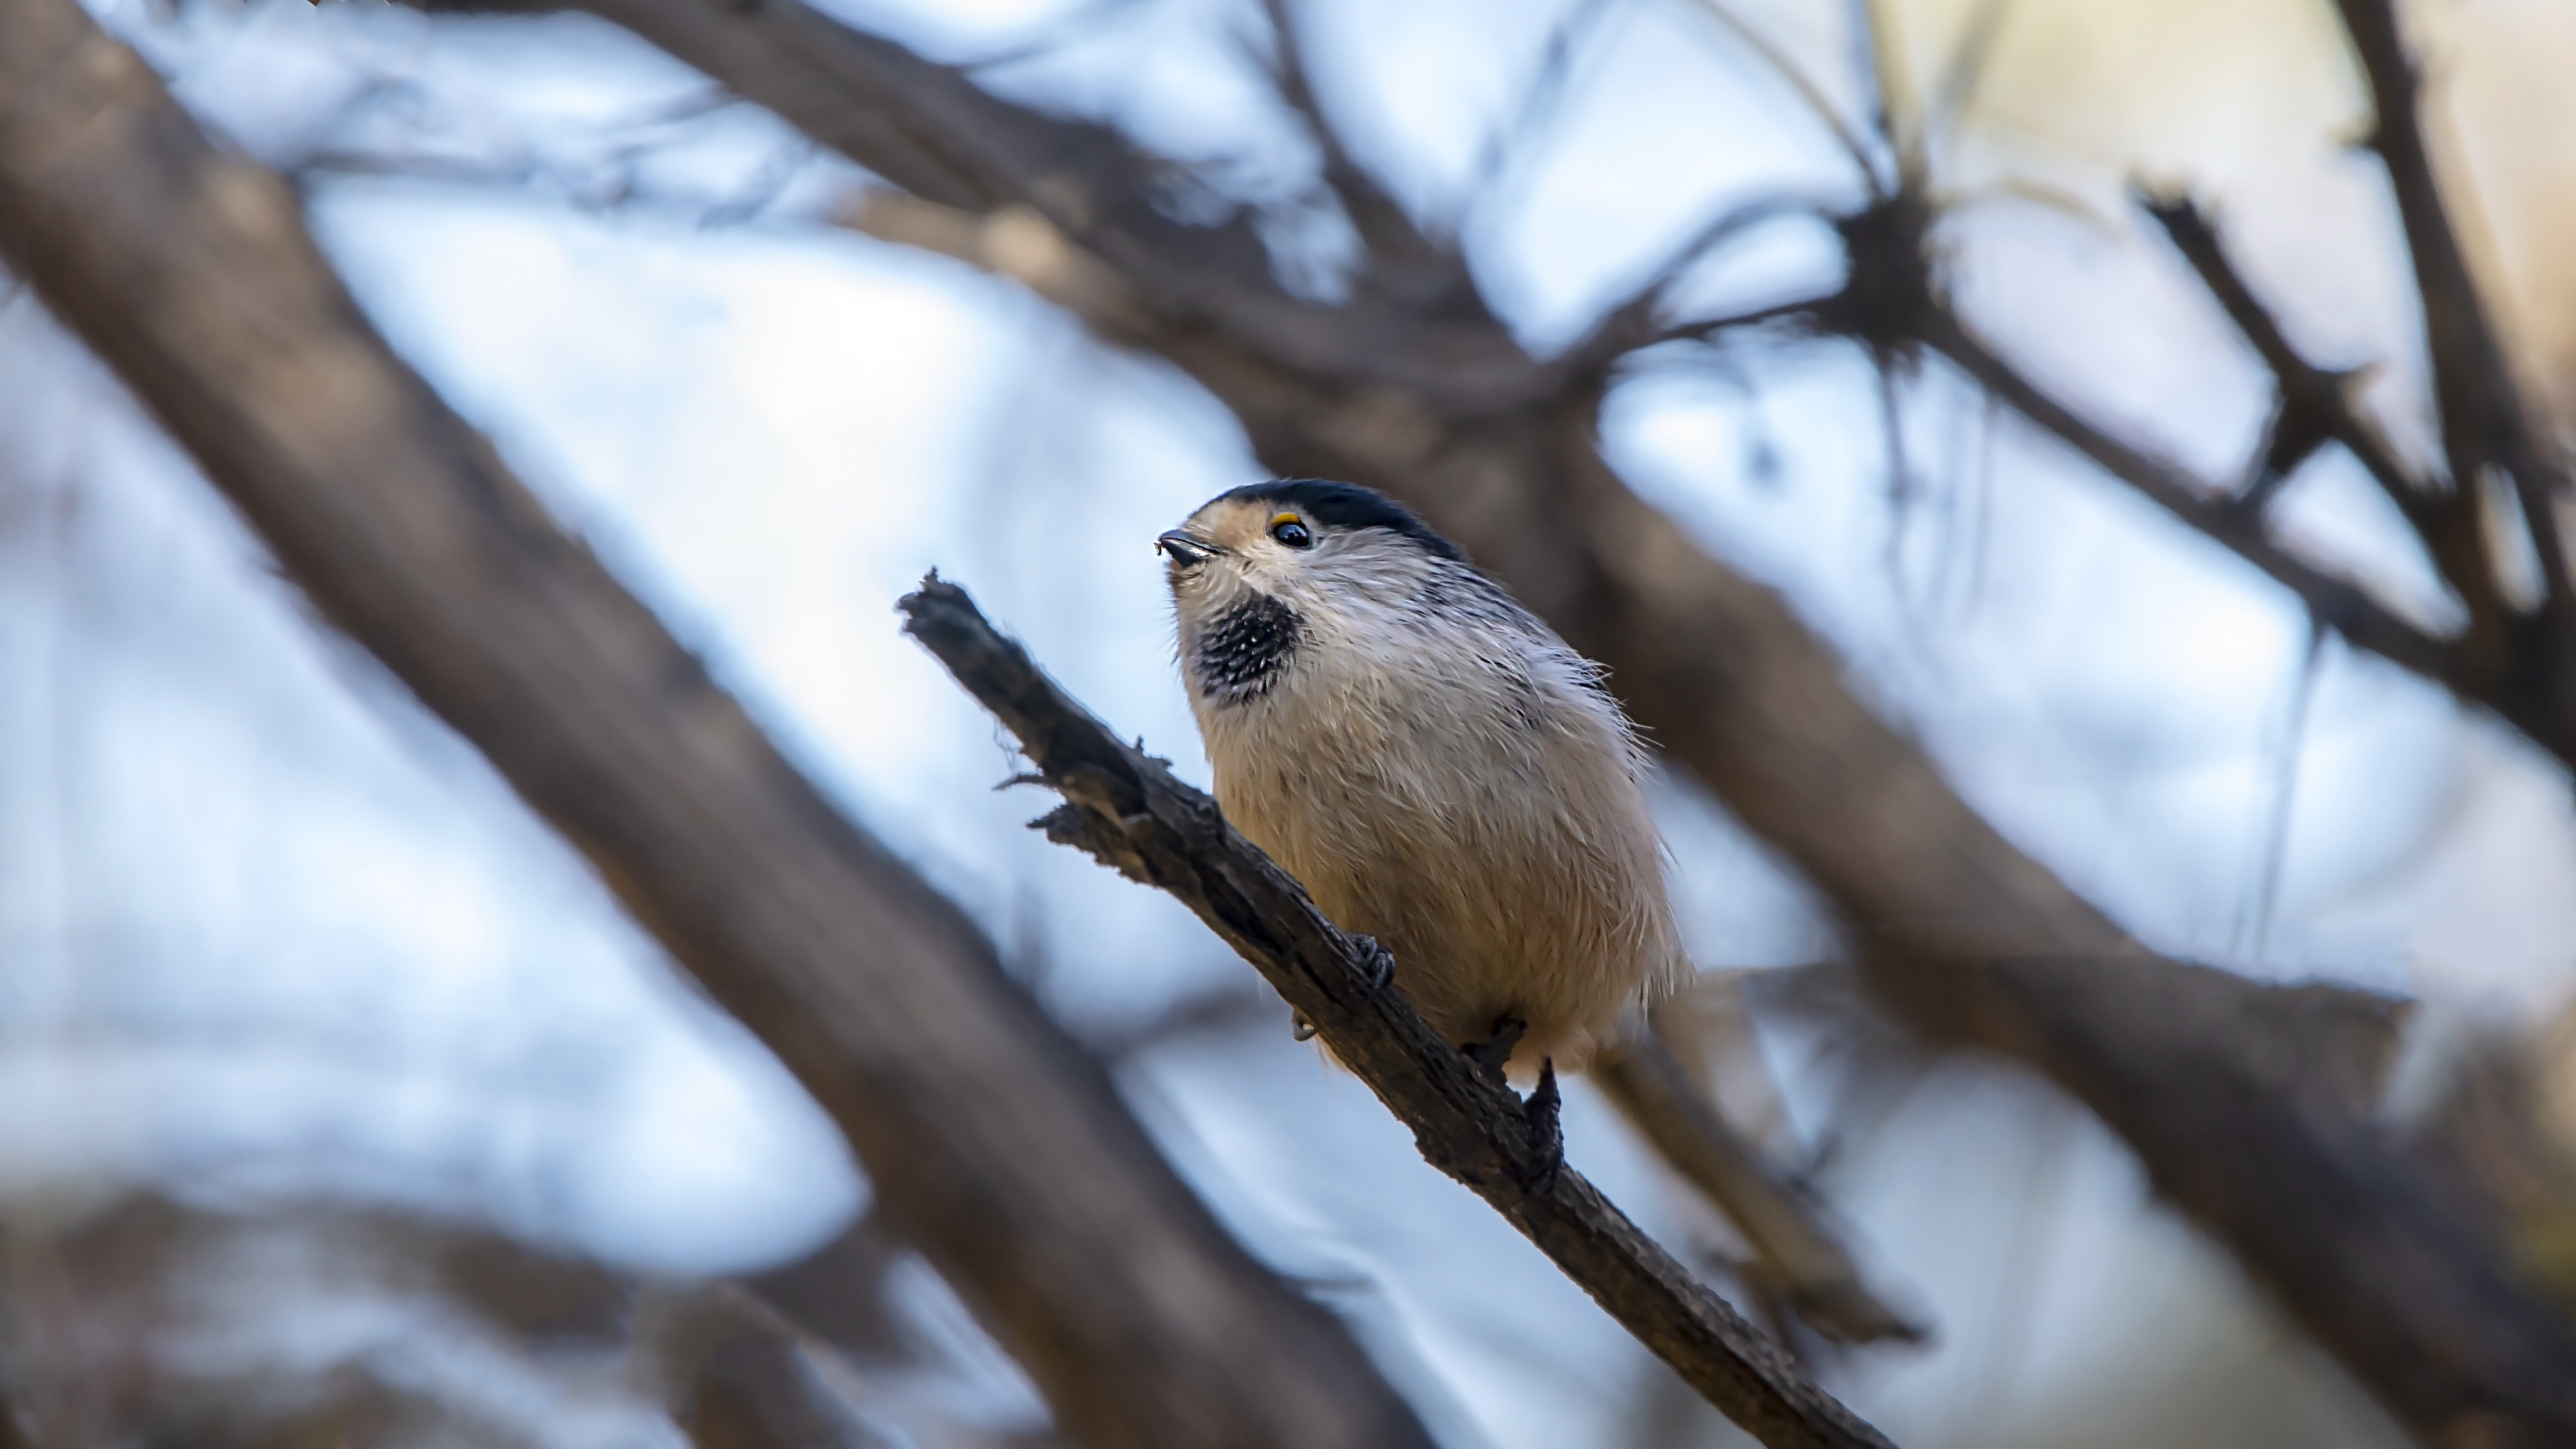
1270 515 1312 548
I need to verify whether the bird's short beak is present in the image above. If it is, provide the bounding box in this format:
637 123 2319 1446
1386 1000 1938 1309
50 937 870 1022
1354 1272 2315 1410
1157 530 1218 566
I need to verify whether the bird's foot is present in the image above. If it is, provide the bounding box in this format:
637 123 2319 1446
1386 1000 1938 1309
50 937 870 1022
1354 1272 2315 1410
1290 938 1394 1043
1521 1059 1563 1191
1347 934 1398 991
1290 1010 1319 1042
1462 1015 1528 1080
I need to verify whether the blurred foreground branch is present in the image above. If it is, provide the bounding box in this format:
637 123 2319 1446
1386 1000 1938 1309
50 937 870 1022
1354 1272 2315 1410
898 575 1897 1449
0 6 1438 1446
375 0 2576 1436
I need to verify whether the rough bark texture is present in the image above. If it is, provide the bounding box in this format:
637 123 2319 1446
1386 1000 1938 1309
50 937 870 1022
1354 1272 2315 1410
901 577 1898 1449
375 0 2576 1437
0 6 1438 1447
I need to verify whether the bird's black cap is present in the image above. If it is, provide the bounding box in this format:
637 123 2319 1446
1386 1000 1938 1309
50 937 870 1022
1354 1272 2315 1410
1214 479 1466 562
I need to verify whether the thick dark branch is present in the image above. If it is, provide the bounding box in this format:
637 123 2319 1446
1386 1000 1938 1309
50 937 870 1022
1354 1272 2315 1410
2136 192 2433 526
2333 0 2576 622
0 9 1437 1447
899 577 1898 1449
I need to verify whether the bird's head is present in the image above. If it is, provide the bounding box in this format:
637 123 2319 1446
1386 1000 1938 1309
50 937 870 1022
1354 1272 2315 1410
1157 480 1467 704
1158 480 1461 608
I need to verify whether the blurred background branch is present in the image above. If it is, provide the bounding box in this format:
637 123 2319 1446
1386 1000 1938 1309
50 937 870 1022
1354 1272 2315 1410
1592 1034 1920 1348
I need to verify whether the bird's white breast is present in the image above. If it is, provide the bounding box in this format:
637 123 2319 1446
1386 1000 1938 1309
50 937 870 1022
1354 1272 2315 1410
1181 556 1682 1073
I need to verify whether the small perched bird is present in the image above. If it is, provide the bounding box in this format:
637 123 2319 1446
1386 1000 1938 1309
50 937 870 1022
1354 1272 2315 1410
1158 480 1684 1085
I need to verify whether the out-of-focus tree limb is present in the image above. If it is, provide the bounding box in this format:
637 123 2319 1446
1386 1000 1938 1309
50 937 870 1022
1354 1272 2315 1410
1868 219 2576 770
1683 194 2567 765
900 577 1899 1449
0 1190 902 1445
2423 1005 2576 1313
647 1284 898 1449
1251 0 1470 309
2133 192 2428 517
1592 1040 1921 1347
0 6 1442 1447
1908 306 2470 696
1648 192 2527 764
376 0 2576 1434
2089 184 2576 764
1930 5 2576 764
2334 0 2576 639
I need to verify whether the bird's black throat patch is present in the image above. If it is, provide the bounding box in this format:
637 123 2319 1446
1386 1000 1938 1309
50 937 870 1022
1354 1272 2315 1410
1193 592 1303 703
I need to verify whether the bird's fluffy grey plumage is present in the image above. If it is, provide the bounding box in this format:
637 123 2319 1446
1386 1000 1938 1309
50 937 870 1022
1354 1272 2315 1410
1160 480 1684 1080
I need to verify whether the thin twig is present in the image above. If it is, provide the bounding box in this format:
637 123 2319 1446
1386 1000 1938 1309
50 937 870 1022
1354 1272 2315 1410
1256 0 1465 299
1462 0 1622 210
1677 0 1883 195
2333 0 2575 618
1586 293 1831 375
899 577 1898 1449
1915 306 2463 690
2244 619 2325 966
2135 192 2432 529
1566 195 1837 368
1923 0 2012 160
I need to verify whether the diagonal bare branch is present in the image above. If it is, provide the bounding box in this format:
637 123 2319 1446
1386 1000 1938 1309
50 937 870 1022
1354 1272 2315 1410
899 577 1898 1449
1895 233 2576 764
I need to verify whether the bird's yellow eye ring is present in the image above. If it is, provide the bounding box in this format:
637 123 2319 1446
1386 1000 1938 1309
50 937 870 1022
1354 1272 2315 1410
1270 513 1313 548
